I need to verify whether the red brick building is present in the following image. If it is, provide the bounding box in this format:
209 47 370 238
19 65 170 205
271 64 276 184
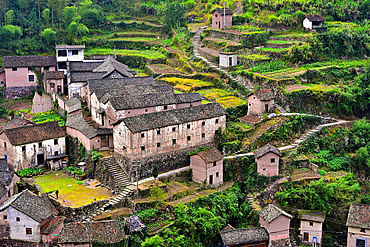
190 148 223 186
211 8 233 30
253 144 281 177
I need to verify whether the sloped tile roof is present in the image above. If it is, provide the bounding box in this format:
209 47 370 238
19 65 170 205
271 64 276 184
0 170 18 199
346 203 370 229
93 56 133 78
221 227 269 246
0 159 8 171
3 56 56 68
66 112 112 139
69 61 102 72
1 116 34 131
56 45 85 49
70 71 105 82
253 89 274 101
109 92 177 110
44 71 64 80
4 122 65 146
259 204 292 223
298 210 326 223
58 220 125 244
125 215 145 233
88 77 157 94
0 190 58 223
114 103 227 133
253 144 281 159
40 215 66 235
306 14 325 22
65 98 82 114
175 93 203 103
195 148 223 163
211 8 233 15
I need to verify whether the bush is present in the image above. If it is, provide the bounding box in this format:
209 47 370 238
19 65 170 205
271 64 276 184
18 167 42 177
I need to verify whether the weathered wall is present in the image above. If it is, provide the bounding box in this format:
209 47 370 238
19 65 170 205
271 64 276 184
0 174 20 205
66 127 100 151
300 220 323 245
260 215 290 241
248 95 274 116
190 155 223 186
45 78 63 94
347 227 370 247
31 93 52 114
8 206 41 242
212 13 232 30
4 86 39 99
256 152 279 177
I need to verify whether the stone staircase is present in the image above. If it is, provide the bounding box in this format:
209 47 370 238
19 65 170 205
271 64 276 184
102 157 132 193
275 103 287 113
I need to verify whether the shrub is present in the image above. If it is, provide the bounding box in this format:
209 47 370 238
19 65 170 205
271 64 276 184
18 167 42 177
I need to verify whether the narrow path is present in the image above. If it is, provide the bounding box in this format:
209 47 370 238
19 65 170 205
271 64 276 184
225 114 348 159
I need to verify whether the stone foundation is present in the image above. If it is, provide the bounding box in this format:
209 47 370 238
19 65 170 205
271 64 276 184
271 238 291 247
114 144 213 181
5 86 39 99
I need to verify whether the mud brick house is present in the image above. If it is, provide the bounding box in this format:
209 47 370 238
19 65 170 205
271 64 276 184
298 210 326 246
346 203 370 247
0 190 64 243
58 220 125 247
0 56 56 99
31 92 52 114
0 159 20 206
190 147 224 186
68 56 135 99
220 225 269 247
253 144 281 177
303 15 325 30
66 112 113 151
0 121 66 171
259 204 292 246
248 89 275 116
44 70 65 94
211 8 233 30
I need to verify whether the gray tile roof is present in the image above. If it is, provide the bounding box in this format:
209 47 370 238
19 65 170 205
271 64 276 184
175 93 203 103
88 77 157 94
298 210 326 223
69 61 103 72
3 56 56 68
347 203 370 229
113 103 227 133
253 144 281 159
306 14 325 22
70 71 105 82
93 56 133 78
109 92 177 110
0 170 18 199
253 89 274 101
221 227 269 246
196 148 224 163
1 116 34 131
259 204 292 223
58 220 125 244
66 112 112 139
44 71 64 80
56 45 85 49
0 190 58 223
66 98 82 114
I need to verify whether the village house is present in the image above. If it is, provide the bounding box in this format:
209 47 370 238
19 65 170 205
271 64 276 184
112 103 227 160
44 70 65 94
190 147 224 186
1 116 34 132
31 92 52 114
303 15 325 30
0 159 20 206
259 204 292 246
298 210 326 246
220 225 269 247
253 144 281 177
0 121 66 171
346 203 370 247
219 52 237 68
248 89 275 116
0 190 64 243
211 8 233 30
0 56 56 99
58 220 125 247
56 45 85 71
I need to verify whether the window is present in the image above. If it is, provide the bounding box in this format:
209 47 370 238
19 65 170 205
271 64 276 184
249 104 251 106
22 146 26 153
253 97 255 99
172 139 176 145
26 228 32 235
157 143 161 148
72 50 79 55
54 139 58 145
128 111 130 114
38 142 42 148
141 133 145 138
309 222 313 226
123 146 126 150
6 227 10 232
3 215 7 220
202 133 205 138
172 127 176 132
216 172 219 178
187 124 191 129
202 121 205 126
213 161 217 167
12 68 17 71
187 136 191 141
58 50 67 57
164 106 168 110
303 233 309 242
145 109 148 112
271 158 276 163
28 75 35 82
360 228 366 233
157 130 161 135
356 239 366 247
141 146 145 151
4 142 6 151
215 119 219 124
215 130 218 135
215 14 218 17
16 217 20 222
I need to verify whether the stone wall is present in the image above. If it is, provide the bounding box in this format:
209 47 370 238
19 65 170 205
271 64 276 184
114 144 212 181
198 47 219 64
270 237 291 247
205 30 241 43
4 86 39 99
84 158 116 191
0 240 46 247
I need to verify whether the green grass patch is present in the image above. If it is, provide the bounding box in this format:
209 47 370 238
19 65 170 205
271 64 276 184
239 53 270 61
108 37 159 42
161 77 214 92
256 47 290 52
230 24 264 33
267 40 295 45
197 89 246 108
272 33 311 39
85 48 166 59
32 110 65 127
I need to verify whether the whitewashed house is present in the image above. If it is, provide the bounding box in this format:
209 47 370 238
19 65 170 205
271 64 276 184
219 52 237 68
303 15 325 30
56 45 85 71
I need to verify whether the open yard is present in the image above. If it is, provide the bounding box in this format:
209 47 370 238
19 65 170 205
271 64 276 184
32 171 112 208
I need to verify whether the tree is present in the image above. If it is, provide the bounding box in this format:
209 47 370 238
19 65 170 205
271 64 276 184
141 235 164 247
40 28 56 44
5 10 14 25
164 0 186 33
152 165 158 182
63 6 78 27
1 25 22 42
42 8 50 26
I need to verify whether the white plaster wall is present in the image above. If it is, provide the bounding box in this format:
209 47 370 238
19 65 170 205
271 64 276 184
68 82 85 98
57 49 84 62
8 206 41 242
303 18 312 29
300 220 323 244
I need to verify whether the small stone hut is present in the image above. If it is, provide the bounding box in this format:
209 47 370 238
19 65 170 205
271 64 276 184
219 52 237 68
253 144 281 177
220 225 269 247
298 210 326 246
211 8 233 30
190 148 223 186
248 89 275 116
303 14 325 30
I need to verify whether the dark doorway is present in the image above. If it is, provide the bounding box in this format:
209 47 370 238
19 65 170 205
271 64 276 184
218 22 220 29
101 115 105 126
57 85 61 93
101 135 109 148
229 57 233 67
303 232 309 242
37 154 44 166
265 104 269 113
209 175 213 185
4 154 7 162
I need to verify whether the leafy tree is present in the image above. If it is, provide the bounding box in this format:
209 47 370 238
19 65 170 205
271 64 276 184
152 165 159 181
40 28 56 44
63 6 78 27
141 235 164 247
164 0 186 33
1 25 23 42
5 10 14 25
149 186 167 202
91 149 103 162
42 8 50 26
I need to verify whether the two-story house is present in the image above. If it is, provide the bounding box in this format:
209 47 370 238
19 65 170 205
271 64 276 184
347 203 370 247
0 121 66 171
298 210 326 246
253 144 281 177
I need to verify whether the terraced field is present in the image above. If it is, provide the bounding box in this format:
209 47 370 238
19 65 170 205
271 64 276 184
161 77 214 92
260 67 306 79
85 48 166 59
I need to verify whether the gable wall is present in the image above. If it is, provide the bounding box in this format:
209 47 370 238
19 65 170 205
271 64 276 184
7 206 41 242
255 152 279 177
